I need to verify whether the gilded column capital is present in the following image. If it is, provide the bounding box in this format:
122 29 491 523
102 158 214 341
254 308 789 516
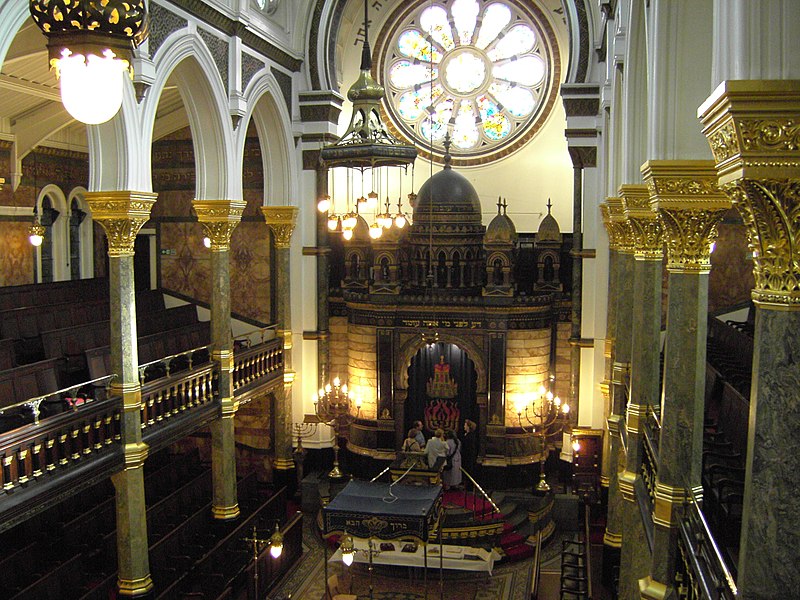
620 184 663 260
641 160 731 273
699 80 800 308
606 196 635 254
261 205 299 249
601 201 626 251
85 191 157 257
193 200 246 251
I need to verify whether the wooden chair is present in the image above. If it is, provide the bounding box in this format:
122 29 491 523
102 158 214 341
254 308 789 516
327 574 357 600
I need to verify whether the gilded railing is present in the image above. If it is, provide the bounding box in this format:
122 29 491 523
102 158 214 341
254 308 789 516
233 337 283 393
676 486 737 600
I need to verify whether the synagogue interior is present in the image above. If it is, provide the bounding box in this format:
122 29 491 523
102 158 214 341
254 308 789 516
0 0 797 599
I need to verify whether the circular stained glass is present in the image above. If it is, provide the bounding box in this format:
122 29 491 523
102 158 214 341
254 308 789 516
378 0 558 164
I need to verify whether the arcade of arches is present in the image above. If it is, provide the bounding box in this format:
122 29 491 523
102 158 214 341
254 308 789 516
0 0 798 599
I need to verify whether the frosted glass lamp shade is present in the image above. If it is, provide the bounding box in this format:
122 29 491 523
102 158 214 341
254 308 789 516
55 50 128 125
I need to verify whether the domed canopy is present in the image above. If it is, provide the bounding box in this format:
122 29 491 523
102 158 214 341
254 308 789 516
536 199 562 243
486 197 517 244
413 140 482 224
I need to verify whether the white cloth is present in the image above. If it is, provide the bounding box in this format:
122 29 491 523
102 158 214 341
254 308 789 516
442 438 462 487
425 436 448 468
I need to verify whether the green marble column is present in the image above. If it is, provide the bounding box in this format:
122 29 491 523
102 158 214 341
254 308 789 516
601 200 628 562
262 206 299 474
87 191 157 598
639 161 731 599
194 200 245 521
700 80 800 598
618 184 663 599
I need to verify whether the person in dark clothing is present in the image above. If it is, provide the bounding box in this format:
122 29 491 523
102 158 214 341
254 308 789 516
461 419 478 480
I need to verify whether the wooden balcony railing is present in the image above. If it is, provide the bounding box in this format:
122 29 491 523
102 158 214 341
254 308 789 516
0 335 284 532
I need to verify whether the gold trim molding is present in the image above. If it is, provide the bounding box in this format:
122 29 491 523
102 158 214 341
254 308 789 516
86 191 158 257
642 160 732 273
699 80 800 308
212 503 241 520
603 529 622 548
620 184 663 260
261 206 299 249
193 200 246 251
117 574 154 597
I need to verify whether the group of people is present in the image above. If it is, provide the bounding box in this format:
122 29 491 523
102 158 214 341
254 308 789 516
402 419 478 490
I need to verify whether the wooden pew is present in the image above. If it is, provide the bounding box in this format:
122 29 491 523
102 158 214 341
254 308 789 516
0 279 109 313
0 357 62 409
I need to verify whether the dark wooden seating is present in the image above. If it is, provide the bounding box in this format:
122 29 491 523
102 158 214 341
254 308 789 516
0 279 109 313
0 357 62 410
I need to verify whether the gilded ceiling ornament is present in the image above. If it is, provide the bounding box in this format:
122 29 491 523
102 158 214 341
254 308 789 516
261 206 299 250
86 192 157 257
193 200 246 251
722 178 800 307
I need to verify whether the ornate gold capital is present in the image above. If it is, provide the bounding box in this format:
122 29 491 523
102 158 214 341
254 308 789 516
606 197 635 254
699 80 800 308
86 191 157 257
193 200 246 251
601 202 624 251
261 206 299 249
620 184 663 260
642 160 731 273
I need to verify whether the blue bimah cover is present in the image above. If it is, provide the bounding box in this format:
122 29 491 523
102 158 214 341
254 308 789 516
323 480 443 542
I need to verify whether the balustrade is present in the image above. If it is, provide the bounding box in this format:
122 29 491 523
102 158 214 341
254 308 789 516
0 337 284 527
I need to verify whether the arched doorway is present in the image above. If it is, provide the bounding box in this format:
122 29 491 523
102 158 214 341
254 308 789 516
405 342 478 439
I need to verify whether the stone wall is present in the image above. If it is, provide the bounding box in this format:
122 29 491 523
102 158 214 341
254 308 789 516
348 324 378 419
329 315 349 381
504 328 551 425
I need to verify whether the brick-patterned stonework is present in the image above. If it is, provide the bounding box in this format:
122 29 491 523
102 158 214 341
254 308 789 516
504 329 551 424
347 324 378 419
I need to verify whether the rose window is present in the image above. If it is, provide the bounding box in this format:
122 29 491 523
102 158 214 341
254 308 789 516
380 0 557 162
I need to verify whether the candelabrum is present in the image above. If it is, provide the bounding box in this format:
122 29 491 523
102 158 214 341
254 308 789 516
306 377 362 479
516 381 570 492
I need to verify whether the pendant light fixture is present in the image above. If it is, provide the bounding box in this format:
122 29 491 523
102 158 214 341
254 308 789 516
30 0 149 124
320 0 417 241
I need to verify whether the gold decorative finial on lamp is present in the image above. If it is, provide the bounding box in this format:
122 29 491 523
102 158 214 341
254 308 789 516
28 207 44 247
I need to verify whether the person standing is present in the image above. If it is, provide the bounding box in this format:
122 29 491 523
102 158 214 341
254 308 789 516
461 419 478 479
402 428 422 452
413 420 426 448
442 429 462 490
425 428 448 469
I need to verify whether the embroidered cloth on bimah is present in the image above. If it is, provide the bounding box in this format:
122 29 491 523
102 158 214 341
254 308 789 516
323 480 443 543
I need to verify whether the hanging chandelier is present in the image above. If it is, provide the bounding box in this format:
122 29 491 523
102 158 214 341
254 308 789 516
319 0 417 241
30 0 149 124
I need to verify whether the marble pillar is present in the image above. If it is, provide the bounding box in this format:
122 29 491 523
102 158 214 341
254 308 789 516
700 80 800 598
600 200 627 567
193 200 245 520
86 191 157 597
618 184 663 599
262 206 299 474
639 161 731 599
316 167 331 387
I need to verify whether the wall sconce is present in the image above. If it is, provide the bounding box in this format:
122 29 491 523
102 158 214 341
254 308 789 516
29 0 149 124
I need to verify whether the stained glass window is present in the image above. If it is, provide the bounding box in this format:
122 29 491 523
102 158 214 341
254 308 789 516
382 0 554 161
